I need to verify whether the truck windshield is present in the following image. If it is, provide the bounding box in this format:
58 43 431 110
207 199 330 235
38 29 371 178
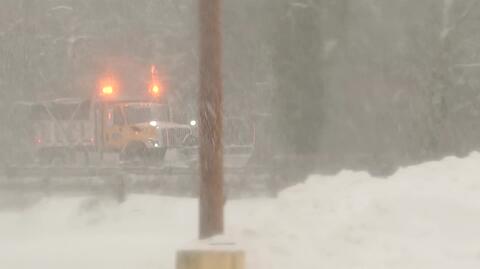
124 103 169 124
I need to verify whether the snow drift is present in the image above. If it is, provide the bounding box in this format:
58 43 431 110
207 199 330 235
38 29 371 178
2 153 480 269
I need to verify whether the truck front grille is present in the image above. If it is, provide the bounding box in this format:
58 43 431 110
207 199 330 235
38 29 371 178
162 127 191 147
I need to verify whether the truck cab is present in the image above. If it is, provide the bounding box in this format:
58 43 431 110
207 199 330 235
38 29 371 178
98 99 194 162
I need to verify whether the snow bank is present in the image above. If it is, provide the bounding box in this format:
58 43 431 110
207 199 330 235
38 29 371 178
2 153 480 268
231 153 480 269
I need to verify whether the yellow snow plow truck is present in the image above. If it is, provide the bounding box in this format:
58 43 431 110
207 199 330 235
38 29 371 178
2 72 270 197
7 82 196 168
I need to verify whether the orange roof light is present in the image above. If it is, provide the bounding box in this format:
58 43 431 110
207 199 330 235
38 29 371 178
149 83 164 97
102 86 114 96
151 84 161 96
98 75 118 97
149 65 163 97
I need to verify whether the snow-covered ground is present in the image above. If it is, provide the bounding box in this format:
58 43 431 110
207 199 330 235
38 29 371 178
2 153 480 269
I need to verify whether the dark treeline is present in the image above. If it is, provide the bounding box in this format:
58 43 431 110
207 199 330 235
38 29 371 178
2 0 480 176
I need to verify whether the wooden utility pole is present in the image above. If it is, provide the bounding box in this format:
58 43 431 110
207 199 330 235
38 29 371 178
176 2 243 268
198 0 224 239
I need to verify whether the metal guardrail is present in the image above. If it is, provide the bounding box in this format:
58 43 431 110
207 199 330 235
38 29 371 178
3 164 268 179
0 164 275 201
3 165 193 178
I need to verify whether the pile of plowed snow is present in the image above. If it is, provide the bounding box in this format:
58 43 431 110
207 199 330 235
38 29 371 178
2 153 480 269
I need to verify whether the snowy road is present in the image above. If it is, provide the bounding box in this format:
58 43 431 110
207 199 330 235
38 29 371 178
2 153 480 268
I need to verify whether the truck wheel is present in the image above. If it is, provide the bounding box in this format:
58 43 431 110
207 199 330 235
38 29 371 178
182 134 198 147
146 147 167 164
122 142 148 163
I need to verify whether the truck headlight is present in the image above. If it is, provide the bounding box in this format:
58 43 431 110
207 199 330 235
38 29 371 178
147 139 161 148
